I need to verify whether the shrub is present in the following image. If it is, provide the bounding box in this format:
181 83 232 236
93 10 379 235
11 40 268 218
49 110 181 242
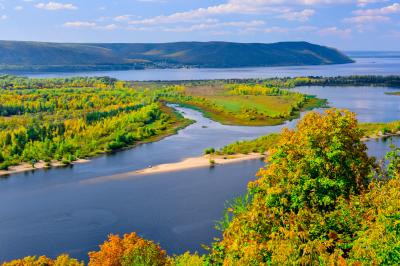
382 127 391 134
204 148 215 155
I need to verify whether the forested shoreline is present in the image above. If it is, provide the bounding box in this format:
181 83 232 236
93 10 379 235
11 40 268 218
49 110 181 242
152 75 400 88
0 75 192 172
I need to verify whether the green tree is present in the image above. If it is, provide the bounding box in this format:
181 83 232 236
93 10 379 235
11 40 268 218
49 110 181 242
209 109 376 265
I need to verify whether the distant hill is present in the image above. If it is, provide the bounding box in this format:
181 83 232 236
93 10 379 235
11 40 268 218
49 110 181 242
346 51 400 58
0 40 353 72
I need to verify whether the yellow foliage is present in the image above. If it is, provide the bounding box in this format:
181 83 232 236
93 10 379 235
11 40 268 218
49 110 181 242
2 255 84 266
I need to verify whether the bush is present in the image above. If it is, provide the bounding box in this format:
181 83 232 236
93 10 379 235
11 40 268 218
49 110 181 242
204 147 215 155
382 127 391 134
107 141 125 151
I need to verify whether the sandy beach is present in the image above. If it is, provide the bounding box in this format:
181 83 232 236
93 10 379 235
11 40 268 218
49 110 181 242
134 153 265 175
82 153 265 184
0 159 89 177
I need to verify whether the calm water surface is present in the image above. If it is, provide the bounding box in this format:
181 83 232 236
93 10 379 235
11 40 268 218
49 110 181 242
1 86 400 262
17 57 400 81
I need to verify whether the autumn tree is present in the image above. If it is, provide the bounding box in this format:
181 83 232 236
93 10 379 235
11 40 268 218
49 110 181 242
88 232 169 266
348 146 400 265
208 109 376 265
2 254 84 266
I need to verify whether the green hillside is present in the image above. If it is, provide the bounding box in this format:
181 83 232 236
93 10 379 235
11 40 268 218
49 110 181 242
0 41 353 72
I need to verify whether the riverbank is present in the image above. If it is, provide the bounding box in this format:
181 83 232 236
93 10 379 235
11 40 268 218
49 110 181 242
0 107 193 177
127 131 400 177
0 159 90 176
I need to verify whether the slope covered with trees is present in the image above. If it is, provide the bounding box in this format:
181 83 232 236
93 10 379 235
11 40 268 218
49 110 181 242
0 41 353 72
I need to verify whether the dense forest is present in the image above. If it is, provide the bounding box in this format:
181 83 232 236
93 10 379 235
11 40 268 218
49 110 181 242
0 41 352 72
0 75 191 171
3 110 400 265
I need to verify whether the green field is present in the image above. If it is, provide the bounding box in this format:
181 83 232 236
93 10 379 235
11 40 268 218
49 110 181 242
159 83 326 126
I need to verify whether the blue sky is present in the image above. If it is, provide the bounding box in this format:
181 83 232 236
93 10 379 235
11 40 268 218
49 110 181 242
0 0 399 50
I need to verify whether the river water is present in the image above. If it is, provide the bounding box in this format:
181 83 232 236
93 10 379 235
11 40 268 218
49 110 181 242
17 57 400 81
0 85 400 262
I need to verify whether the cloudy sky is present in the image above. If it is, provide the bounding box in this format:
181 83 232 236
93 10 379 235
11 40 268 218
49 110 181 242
0 0 399 50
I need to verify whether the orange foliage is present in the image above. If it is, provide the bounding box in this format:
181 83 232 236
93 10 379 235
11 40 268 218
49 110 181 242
88 232 168 266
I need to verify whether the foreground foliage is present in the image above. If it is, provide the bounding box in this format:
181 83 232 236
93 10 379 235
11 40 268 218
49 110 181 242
88 233 169 266
207 110 400 265
2 254 84 266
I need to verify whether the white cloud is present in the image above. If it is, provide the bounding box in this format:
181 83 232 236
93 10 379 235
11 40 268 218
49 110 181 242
128 1 318 26
319 26 352 37
63 21 118 30
163 20 266 32
278 9 315 21
114 15 131 22
14 6 23 11
263 26 289 33
101 24 118 30
0 14 7 20
344 15 390 23
357 0 388 7
354 3 400 15
63 21 96 28
35 2 77 11
229 0 351 5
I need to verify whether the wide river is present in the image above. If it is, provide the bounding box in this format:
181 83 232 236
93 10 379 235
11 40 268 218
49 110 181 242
20 57 400 81
0 84 400 262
